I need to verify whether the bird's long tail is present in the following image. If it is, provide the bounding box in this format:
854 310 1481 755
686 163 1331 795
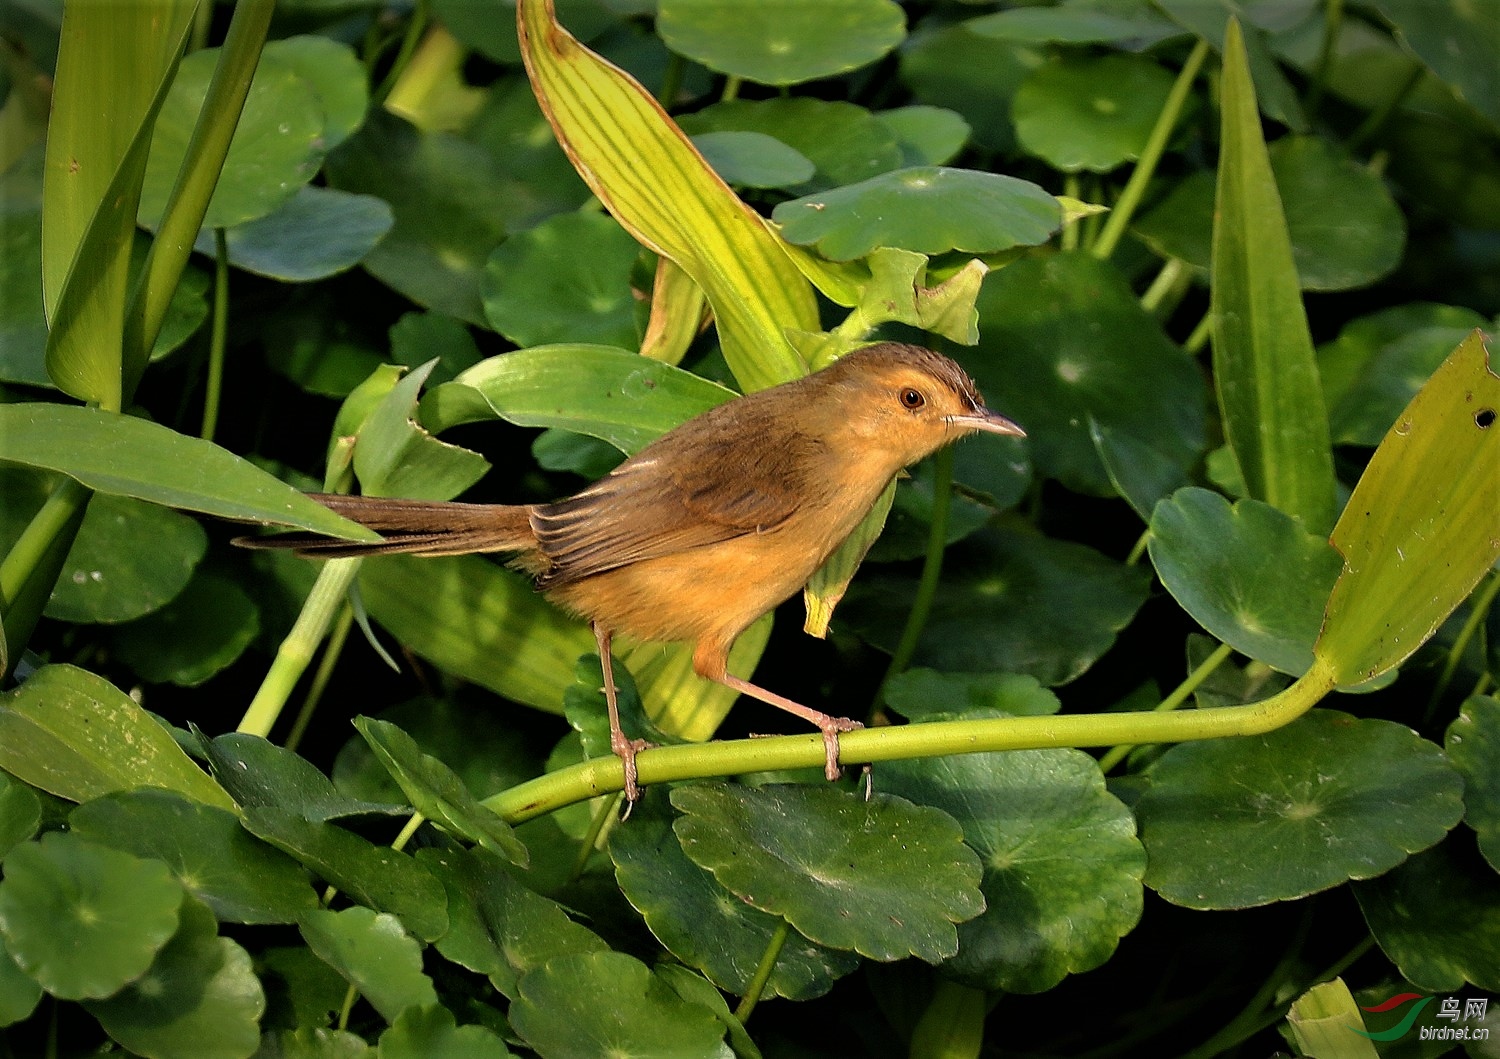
234 494 537 558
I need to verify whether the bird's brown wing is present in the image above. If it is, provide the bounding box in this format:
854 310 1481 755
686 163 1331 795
532 409 826 586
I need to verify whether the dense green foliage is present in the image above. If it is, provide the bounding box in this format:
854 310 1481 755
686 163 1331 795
0 0 1498 1056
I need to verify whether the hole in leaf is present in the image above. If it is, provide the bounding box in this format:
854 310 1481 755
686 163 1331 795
1476 407 1496 429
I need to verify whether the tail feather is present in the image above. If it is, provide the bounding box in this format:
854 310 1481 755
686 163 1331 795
234 494 538 559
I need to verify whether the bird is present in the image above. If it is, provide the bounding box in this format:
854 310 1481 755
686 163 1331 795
240 342 1024 802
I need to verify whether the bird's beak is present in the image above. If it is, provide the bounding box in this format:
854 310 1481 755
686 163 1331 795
951 407 1026 438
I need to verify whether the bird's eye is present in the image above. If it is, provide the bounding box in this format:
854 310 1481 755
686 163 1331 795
899 387 925 410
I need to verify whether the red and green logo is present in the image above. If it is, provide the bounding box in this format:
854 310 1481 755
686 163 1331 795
1352 993 1432 1041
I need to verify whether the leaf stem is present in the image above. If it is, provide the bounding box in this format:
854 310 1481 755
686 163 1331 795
200 228 229 442
734 919 790 1022
284 602 355 754
1093 38 1210 262
374 0 430 104
1304 0 1343 117
485 657 1337 823
1140 256 1189 316
876 447 953 712
1062 173 1081 251
1184 309 1212 355
1097 641 1235 772
239 558 361 739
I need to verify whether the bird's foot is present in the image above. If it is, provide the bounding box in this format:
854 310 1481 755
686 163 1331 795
816 716 864 783
609 729 653 808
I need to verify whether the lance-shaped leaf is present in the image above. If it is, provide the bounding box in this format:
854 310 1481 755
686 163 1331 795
516 0 817 391
42 0 197 408
1314 331 1500 685
1210 19 1335 534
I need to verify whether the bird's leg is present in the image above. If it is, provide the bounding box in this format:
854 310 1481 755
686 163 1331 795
592 622 648 804
709 668 865 786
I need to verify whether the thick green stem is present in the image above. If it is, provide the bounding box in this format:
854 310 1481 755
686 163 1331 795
485 657 1338 823
0 478 91 679
240 558 361 739
1097 641 1234 773
284 602 355 754
1093 39 1210 262
125 0 274 397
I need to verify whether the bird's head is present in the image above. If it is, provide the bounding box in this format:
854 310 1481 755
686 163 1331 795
814 342 1025 467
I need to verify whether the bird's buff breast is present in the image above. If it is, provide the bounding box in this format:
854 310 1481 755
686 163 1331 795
541 519 838 650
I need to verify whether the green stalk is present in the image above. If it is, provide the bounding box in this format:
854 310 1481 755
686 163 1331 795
1061 173 1082 251
1184 310 1212 355
240 558 361 738
1093 39 1210 262
374 0 430 104
734 919 790 1022
875 446 954 713
1347 63 1424 154
200 228 229 441
124 0 275 396
0 478 90 679
1424 570 1500 723
1097 641 1234 773
1140 257 1189 316
1304 0 1343 117
484 656 1338 823
284 602 355 754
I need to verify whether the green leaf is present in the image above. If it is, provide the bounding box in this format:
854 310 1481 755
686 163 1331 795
773 166 1060 262
652 965 762 1059
1135 136 1405 292
843 527 1151 686
257 1027 374 1058
1088 417 1192 523
1373 0 1500 127
389 311 483 387
691 131 815 189
378 1005 514 1059
1148 488 1343 676
672 782 984 962
680 98 904 194
898 23 1039 155
141 43 326 231
518 0 817 391
266 36 368 150
1155 0 1306 131
0 773 40 861
609 790 858 1001
416 846 608 999
0 169 47 389
353 360 489 501
243 809 448 942
1445 696 1500 872
84 895 266 1059
45 491 206 624
69 789 320 925
0 932 41 1028
1210 21 1335 534
510 951 732 1059
1354 836 1500 993
355 717 528 867
1013 54 1177 172
1315 331 1500 685
111 569 260 686
299 907 437 1024
883 669 1060 723
967 4 1184 46
659 0 904 86
1319 303 1486 446
0 664 234 809
0 831 182 999
333 697 542 806
357 554 593 715
42 0 197 409
482 212 644 349
875 106 971 167
966 251 1206 496
437 344 736 454
1137 711 1465 909
325 111 526 326
198 187 393 283
202 732 404 823
882 747 1144 993
0 403 379 539
260 945 355 1031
